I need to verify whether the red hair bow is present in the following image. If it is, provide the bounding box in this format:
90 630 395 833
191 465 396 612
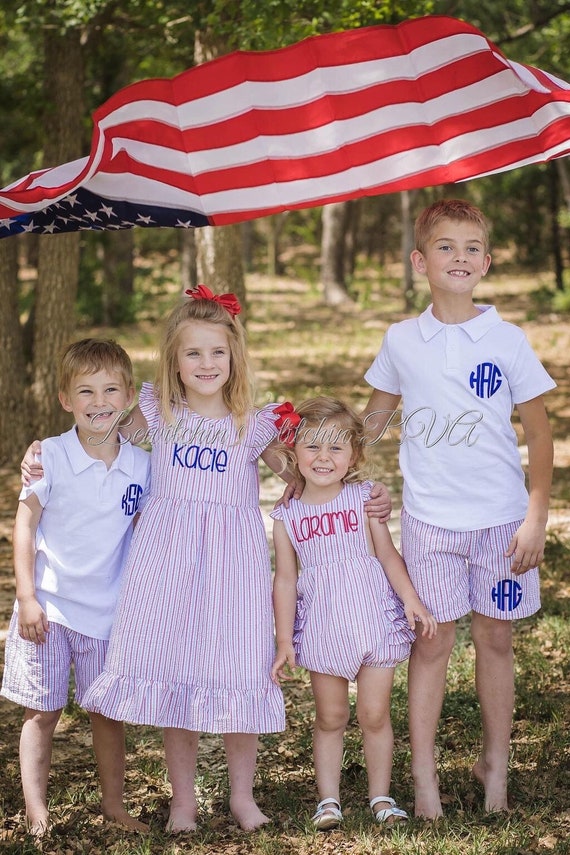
184 284 242 316
274 402 302 447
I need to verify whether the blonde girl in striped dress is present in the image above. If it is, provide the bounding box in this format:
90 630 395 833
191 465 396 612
82 286 297 833
270 397 437 831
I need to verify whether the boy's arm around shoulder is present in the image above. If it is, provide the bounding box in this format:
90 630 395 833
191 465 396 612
367 515 437 639
271 519 299 683
13 494 49 644
362 389 402 445
507 395 553 574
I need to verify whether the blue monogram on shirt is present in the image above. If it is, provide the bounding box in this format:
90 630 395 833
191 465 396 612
121 483 143 516
469 362 502 398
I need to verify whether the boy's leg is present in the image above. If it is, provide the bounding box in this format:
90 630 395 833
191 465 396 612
470 612 513 812
163 727 199 832
408 621 456 819
223 732 270 830
89 713 147 831
355 666 398 813
20 707 62 834
310 672 350 805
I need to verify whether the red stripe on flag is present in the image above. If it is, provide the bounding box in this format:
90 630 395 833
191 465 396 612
2 15 570 231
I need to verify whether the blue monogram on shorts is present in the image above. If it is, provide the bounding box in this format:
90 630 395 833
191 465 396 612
491 578 523 612
469 362 502 398
121 483 143 516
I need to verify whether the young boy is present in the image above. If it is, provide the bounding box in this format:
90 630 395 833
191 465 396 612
1 338 150 835
362 199 555 819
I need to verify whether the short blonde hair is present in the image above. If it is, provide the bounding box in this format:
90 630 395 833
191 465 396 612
155 295 254 425
278 396 369 484
58 338 134 395
415 199 491 255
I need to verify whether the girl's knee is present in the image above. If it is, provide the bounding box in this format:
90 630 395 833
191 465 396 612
356 704 391 735
315 705 350 734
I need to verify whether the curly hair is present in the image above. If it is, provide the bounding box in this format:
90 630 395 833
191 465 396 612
277 396 371 484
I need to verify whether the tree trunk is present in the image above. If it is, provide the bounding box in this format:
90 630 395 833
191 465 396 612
549 162 564 291
196 225 247 318
180 229 197 294
32 27 84 437
0 238 28 465
320 202 352 305
401 190 416 311
194 30 246 319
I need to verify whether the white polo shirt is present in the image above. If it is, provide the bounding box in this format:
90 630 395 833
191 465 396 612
18 427 151 639
364 304 556 531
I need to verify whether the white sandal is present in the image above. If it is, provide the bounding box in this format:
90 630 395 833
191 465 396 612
370 795 408 823
312 798 343 830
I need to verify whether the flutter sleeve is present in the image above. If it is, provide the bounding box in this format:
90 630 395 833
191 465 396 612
360 480 373 504
138 382 161 432
269 503 284 522
247 402 294 460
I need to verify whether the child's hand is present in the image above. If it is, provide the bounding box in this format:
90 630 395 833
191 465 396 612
504 519 545 575
21 440 43 486
364 482 392 522
271 644 296 683
18 598 49 644
403 599 437 639
273 480 303 509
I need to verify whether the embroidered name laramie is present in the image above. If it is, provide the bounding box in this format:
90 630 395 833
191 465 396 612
271 481 415 682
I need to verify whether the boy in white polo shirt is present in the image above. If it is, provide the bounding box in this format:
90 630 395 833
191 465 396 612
363 199 555 819
1 338 150 835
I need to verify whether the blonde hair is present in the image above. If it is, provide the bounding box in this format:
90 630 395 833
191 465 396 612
58 338 134 395
278 396 369 484
155 295 254 425
414 199 491 255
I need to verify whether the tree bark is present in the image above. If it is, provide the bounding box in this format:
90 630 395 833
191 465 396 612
320 202 352 305
180 229 197 294
194 30 246 319
401 190 416 311
31 27 84 437
196 225 247 317
0 238 28 465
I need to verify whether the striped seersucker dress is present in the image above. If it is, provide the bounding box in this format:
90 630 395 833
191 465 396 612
82 383 285 734
271 481 415 681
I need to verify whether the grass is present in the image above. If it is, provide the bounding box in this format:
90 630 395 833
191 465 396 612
0 269 569 853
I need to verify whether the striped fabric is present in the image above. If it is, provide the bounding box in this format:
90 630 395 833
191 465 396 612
1 618 108 712
400 509 541 622
1 15 570 239
82 386 285 733
272 481 414 681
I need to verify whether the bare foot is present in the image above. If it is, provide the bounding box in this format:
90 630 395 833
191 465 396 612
413 773 443 820
166 799 198 833
472 760 509 813
25 816 50 838
102 806 149 833
229 795 271 831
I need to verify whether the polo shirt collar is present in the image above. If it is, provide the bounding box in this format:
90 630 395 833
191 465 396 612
418 304 503 342
61 426 136 475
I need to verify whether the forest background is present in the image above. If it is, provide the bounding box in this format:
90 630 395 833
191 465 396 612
0 1 569 853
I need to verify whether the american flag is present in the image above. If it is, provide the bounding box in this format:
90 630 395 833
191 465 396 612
2 14 570 240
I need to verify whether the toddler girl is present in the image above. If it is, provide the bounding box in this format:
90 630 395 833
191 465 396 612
270 396 437 830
